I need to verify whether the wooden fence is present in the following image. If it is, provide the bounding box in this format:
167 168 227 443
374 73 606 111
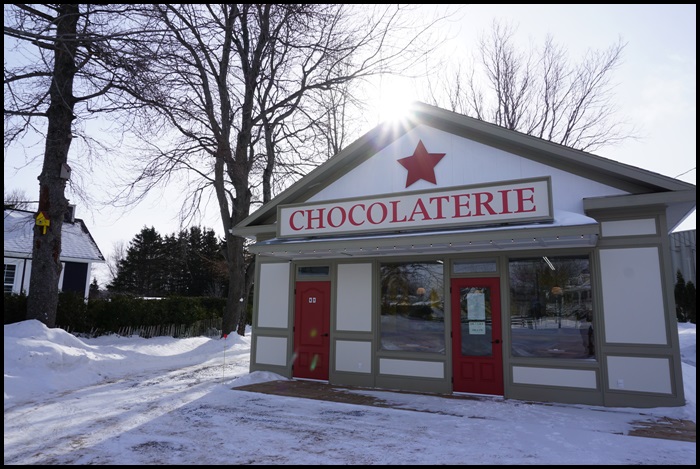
59 317 223 339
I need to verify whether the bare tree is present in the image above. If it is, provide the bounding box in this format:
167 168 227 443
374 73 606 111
111 4 452 336
3 188 35 210
425 21 636 152
4 4 147 326
106 240 126 283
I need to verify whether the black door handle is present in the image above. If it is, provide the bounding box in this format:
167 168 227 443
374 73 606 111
321 333 329 337
491 339 501 344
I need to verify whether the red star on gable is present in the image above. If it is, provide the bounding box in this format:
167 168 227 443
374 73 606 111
397 140 446 188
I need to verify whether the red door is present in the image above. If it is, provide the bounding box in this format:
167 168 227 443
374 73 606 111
293 281 331 381
451 277 504 395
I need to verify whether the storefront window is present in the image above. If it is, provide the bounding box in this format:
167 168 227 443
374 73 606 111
509 256 595 359
380 261 445 353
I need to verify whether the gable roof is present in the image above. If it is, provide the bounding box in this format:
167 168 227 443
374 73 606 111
4 209 105 263
233 101 695 237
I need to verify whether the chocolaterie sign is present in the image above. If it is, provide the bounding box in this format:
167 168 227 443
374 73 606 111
278 177 552 237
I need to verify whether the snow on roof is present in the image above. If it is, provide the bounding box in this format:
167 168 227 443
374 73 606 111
4 209 105 262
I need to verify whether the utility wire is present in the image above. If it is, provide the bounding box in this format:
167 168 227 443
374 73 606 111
674 167 696 178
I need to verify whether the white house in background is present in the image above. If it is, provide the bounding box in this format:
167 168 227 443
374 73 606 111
233 102 695 409
4 207 105 299
669 229 696 285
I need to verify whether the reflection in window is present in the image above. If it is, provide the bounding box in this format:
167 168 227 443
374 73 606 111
453 259 497 274
509 256 595 359
297 266 330 277
380 261 445 353
458 286 493 356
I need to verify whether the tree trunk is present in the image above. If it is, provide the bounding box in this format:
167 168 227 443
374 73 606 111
222 233 247 336
26 5 79 327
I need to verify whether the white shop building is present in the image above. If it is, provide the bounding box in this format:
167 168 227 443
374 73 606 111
233 102 695 408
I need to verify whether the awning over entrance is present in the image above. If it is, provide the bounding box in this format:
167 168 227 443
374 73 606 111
249 210 599 260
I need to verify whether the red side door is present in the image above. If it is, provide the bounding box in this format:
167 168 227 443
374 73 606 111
293 281 331 381
451 277 504 395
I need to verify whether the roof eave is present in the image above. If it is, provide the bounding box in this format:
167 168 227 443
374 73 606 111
233 101 696 234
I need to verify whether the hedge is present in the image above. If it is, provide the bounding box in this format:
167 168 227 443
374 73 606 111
3 292 246 338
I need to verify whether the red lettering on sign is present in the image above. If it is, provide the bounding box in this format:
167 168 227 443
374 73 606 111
349 204 365 226
280 179 548 236
497 189 512 214
327 206 346 228
452 194 471 218
408 198 431 222
513 187 536 213
307 208 326 229
473 191 497 216
429 196 450 219
390 200 407 223
367 202 388 225
290 210 305 231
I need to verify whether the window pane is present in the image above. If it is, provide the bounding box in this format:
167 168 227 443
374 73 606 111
4 264 17 293
509 256 595 359
453 259 497 274
297 266 330 277
380 261 445 353
458 285 494 356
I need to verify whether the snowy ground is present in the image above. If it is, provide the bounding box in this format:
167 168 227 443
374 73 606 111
4 320 696 465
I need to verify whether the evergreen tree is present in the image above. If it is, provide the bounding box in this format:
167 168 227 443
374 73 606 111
674 271 687 322
161 232 187 295
88 278 101 300
108 227 167 296
674 270 697 324
187 227 228 297
685 281 696 324
108 226 227 297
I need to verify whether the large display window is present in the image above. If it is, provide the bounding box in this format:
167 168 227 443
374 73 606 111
509 255 595 359
379 261 445 353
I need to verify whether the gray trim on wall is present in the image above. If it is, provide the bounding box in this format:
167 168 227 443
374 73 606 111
243 101 692 408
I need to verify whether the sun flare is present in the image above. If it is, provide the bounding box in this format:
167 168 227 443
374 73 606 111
374 76 419 124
